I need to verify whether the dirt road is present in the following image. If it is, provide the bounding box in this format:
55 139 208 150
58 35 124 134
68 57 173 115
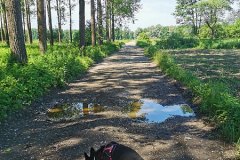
0 42 237 160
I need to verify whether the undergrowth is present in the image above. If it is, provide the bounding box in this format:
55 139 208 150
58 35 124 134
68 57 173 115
144 45 240 154
0 42 121 121
137 38 240 49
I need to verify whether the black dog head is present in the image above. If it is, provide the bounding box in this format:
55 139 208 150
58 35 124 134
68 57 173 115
84 142 143 160
84 147 95 160
84 146 106 160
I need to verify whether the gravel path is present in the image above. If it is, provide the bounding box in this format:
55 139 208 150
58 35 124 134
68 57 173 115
0 42 237 160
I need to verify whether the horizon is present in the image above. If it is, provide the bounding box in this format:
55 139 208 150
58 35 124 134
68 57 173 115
31 0 177 32
30 0 239 32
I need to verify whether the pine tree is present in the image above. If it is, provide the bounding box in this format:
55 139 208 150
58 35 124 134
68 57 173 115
79 0 85 47
47 0 54 46
37 0 47 53
6 0 27 63
91 0 96 46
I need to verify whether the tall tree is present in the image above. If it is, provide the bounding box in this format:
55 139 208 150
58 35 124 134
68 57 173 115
111 0 115 41
91 0 96 46
198 0 232 38
56 0 61 43
6 0 27 63
68 0 76 43
174 0 202 35
0 7 5 42
97 0 103 44
47 0 54 46
69 0 72 42
21 1 26 40
1 0 9 46
55 0 66 43
37 0 47 53
24 0 33 44
79 0 85 47
105 0 110 41
109 0 141 41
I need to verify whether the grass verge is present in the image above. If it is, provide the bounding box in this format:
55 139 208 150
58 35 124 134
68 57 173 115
144 45 240 154
0 42 122 121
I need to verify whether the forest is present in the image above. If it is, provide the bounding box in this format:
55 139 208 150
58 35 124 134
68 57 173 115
0 0 240 159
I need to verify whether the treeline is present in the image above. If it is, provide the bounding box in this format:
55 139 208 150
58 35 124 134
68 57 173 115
136 0 240 49
13 27 134 46
0 0 140 63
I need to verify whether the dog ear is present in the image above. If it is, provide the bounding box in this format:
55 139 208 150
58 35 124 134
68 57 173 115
90 147 96 158
84 152 90 159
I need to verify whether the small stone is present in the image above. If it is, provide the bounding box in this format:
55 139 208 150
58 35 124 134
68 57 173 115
184 136 192 141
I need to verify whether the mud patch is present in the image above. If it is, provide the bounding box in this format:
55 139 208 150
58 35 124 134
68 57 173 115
47 102 105 121
123 99 195 123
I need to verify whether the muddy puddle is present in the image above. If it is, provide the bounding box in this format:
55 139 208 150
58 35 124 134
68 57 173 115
123 99 195 123
47 99 195 123
47 102 105 121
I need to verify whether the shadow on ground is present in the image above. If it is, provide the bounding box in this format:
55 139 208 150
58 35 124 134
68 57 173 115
0 44 237 160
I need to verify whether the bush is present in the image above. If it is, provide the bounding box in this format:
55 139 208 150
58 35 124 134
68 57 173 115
136 32 151 48
156 33 199 49
198 39 240 49
199 24 226 39
136 40 151 48
214 39 240 49
144 45 158 57
0 43 120 121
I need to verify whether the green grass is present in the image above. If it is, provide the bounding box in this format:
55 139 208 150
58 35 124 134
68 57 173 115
144 46 240 154
198 39 240 49
0 42 121 121
169 49 240 98
139 38 240 50
136 40 151 48
115 39 132 44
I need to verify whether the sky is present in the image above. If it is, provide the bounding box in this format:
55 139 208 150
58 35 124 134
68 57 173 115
32 0 177 31
128 0 177 30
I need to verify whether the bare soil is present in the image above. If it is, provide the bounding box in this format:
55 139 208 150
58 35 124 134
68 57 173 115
0 42 237 160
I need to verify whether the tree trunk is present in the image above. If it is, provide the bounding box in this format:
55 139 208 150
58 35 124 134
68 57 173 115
6 0 27 63
56 0 62 43
206 21 215 39
37 0 47 53
111 0 114 41
47 0 54 46
105 0 109 41
91 0 96 46
69 0 72 43
79 0 85 48
105 0 110 42
1 0 9 46
108 0 112 41
97 0 103 45
25 0 33 44
0 11 4 42
22 5 26 41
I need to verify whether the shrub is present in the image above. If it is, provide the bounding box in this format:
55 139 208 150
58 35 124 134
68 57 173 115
144 45 158 57
136 32 151 48
156 33 199 49
198 39 240 49
136 40 151 48
0 43 120 121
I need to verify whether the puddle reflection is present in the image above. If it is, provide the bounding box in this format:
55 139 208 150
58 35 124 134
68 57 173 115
123 99 195 123
47 102 105 121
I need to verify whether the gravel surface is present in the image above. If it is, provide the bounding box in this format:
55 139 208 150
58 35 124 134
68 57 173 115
0 42 237 160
